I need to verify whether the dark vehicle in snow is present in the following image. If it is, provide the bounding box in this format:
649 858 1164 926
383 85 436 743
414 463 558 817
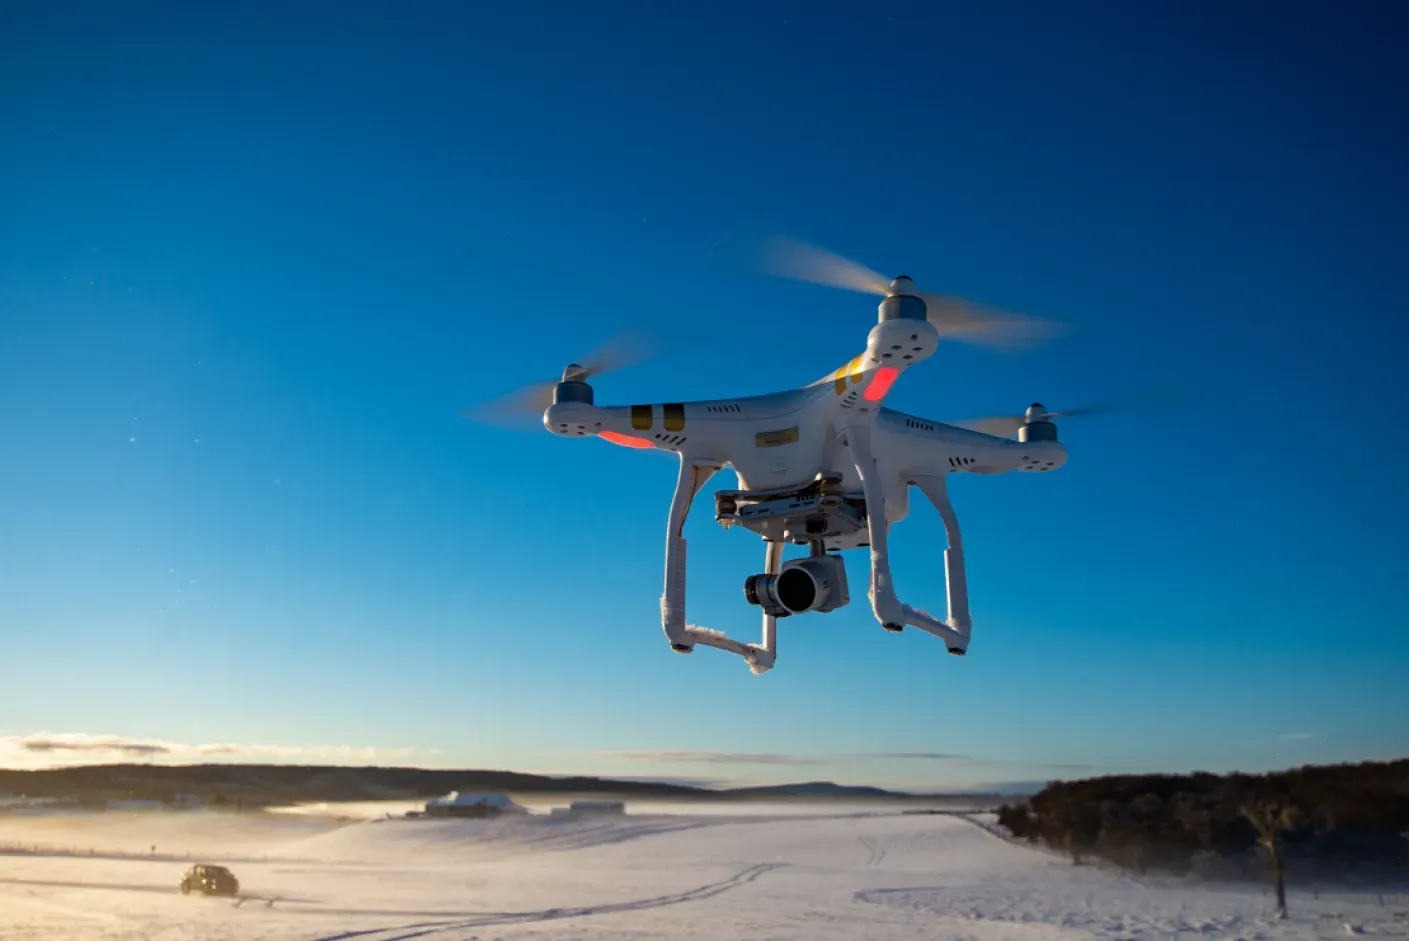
179 864 239 897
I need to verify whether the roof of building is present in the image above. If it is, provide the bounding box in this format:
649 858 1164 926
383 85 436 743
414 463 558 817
424 792 526 811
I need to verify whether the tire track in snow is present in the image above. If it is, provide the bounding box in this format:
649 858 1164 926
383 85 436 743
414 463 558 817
858 836 887 868
308 861 783 941
0 875 316 906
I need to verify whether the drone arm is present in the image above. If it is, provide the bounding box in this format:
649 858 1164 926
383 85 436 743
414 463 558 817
848 424 970 653
910 474 972 641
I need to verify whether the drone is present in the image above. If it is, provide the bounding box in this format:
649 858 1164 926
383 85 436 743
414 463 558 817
469 237 1097 675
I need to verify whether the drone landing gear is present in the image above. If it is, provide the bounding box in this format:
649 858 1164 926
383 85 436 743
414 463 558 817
661 458 778 674
912 473 973 656
847 424 973 655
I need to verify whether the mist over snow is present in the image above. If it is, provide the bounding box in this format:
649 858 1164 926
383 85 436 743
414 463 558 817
3 803 1404 941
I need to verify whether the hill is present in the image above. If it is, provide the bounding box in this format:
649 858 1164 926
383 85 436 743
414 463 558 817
721 781 904 799
0 764 1022 808
0 763 708 807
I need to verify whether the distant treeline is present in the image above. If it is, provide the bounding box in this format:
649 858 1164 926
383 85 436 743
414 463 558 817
0 764 962 808
0 763 707 807
995 759 1409 877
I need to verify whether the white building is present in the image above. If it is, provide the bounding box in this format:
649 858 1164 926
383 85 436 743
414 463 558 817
0 795 61 811
571 800 625 814
106 799 167 811
551 799 626 817
423 792 527 818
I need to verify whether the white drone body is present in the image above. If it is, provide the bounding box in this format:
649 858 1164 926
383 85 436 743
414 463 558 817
539 275 1068 675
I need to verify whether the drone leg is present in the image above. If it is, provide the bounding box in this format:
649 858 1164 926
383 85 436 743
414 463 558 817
661 459 719 653
753 539 783 671
848 424 906 631
673 535 781 674
911 474 972 653
849 425 969 653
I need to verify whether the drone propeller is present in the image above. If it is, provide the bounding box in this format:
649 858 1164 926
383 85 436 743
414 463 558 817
716 234 1063 351
462 330 658 429
955 402 1119 438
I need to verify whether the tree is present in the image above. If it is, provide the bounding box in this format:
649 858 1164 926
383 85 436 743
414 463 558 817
1061 802 1103 865
1240 799 1299 919
1172 792 1214 850
997 804 1037 842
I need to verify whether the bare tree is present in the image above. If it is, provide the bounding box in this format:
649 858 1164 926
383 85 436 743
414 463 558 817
1240 799 1299 919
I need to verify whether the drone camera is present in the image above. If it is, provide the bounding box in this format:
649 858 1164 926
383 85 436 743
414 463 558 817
743 555 849 618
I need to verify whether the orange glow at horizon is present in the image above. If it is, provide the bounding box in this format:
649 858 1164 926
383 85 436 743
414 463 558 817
598 430 655 449
863 366 901 401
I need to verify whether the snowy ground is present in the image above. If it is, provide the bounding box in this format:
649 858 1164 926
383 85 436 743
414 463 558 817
1 807 1406 941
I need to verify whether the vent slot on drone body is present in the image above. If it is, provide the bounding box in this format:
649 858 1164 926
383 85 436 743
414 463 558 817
705 403 742 413
905 418 936 432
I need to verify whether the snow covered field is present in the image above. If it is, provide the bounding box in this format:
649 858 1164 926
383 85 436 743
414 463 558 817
1 807 1405 941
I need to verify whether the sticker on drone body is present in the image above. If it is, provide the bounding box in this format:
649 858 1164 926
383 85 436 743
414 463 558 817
755 427 800 447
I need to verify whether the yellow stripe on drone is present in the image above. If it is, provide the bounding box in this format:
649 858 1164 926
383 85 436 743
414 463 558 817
663 403 685 431
631 404 653 430
832 358 865 394
755 426 799 447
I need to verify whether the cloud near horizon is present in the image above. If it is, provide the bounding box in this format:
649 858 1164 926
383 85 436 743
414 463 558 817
18 734 174 757
2 733 1099 781
597 751 834 766
591 749 1095 771
0 732 432 769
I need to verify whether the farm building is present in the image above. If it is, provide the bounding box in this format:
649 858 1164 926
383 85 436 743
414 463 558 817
550 800 626 817
423 792 527 818
571 800 625 815
106 799 168 811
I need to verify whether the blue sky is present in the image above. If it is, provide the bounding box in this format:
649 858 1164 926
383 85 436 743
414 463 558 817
1 2 1406 790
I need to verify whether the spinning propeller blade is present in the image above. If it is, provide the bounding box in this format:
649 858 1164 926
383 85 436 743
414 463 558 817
739 234 893 296
461 330 659 429
715 233 1063 351
954 401 1122 438
956 415 1027 438
915 294 1063 351
571 329 659 379
461 380 559 428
